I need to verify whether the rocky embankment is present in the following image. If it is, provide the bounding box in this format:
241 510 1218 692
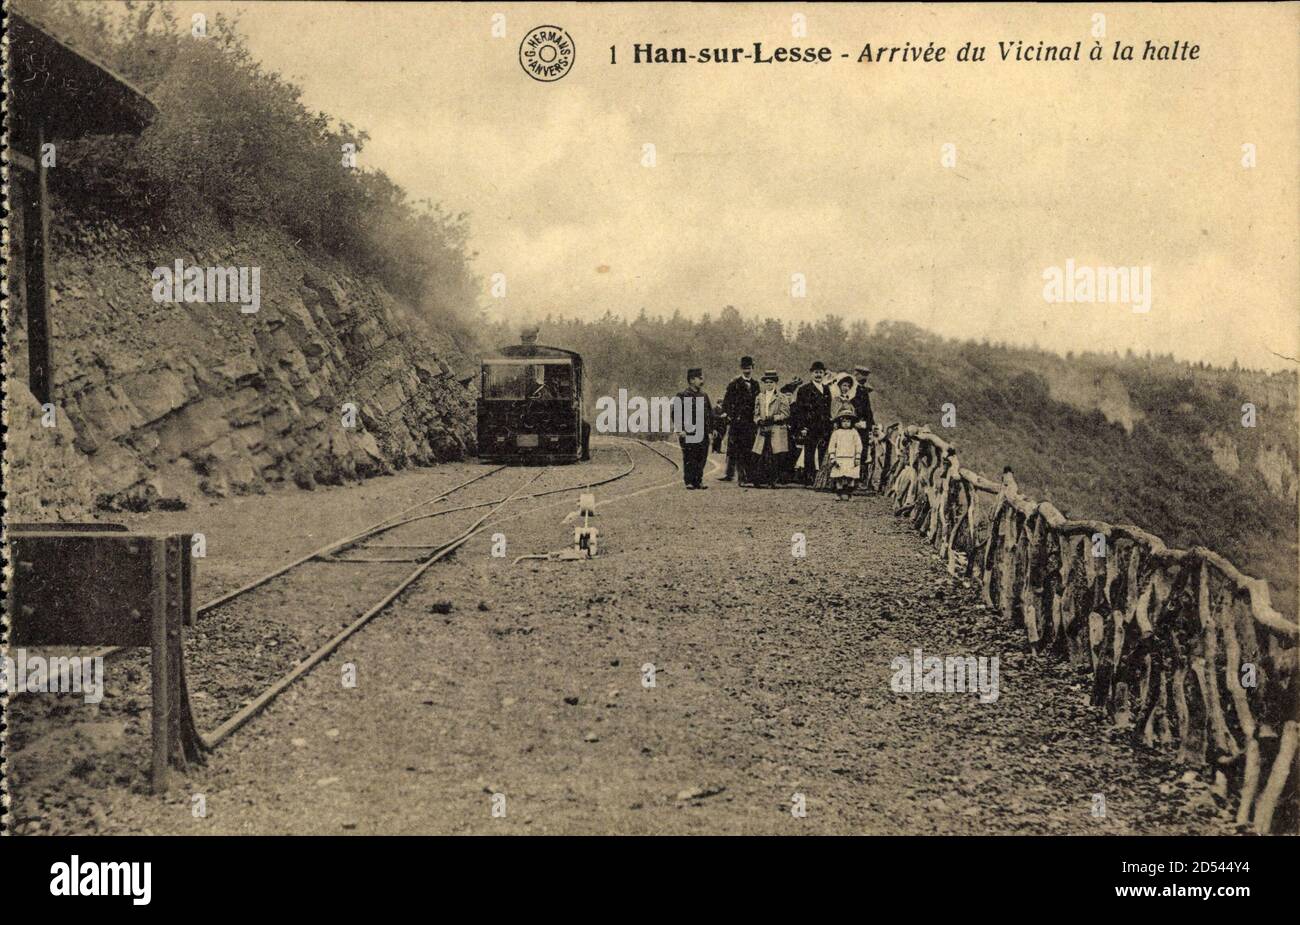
7 219 477 518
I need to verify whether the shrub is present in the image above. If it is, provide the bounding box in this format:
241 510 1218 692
23 0 480 331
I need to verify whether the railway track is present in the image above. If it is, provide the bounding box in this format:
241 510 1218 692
73 465 510 666
194 439 691 744
201 464 549 746
73 445 642 662
628 437 681 470
7 440 680 760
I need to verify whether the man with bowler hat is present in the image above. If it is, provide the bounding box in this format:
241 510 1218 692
795 361 832 485
721 355 759 484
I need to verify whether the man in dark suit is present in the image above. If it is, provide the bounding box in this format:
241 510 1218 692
851 365 875 490
720 355 759 484
794 361 832 485
851 365 875 434
676 368 715 489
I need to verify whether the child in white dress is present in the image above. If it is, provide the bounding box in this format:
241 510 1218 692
826 413 863 499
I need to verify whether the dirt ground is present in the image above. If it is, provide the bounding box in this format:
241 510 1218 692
3 439 1242 835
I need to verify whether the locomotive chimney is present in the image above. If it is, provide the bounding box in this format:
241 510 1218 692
520 326 540 346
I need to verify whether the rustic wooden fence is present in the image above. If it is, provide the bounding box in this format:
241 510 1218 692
867 423 1299 833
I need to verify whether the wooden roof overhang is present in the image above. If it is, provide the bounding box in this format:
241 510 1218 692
8 10 158 166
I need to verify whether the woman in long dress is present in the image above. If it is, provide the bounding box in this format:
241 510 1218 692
751 370 791 488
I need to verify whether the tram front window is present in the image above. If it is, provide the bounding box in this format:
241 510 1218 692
484 363 574 400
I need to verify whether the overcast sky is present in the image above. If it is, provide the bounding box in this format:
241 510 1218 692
150 2 1297 370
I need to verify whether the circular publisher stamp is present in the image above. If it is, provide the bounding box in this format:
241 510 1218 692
519 25 575 82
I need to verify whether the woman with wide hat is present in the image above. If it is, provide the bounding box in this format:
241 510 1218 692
830 373 856 421
751 370 790 488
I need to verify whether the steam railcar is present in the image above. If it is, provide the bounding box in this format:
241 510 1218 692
476 329 591 464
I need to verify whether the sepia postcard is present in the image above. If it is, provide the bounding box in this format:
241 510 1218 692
2 0 1297 904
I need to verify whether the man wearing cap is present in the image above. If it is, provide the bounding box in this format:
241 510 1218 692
720 356 760 484
851 365 875 437
778 376 804 483
676 367 715 489
751 370 791 488
851 366 876 491
794 361 832 486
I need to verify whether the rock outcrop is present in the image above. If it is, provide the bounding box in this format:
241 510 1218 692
6 218 477 516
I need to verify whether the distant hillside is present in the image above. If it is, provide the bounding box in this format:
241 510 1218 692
485 311 1298 614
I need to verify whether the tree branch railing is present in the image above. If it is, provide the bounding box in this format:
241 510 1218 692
866 423 1299 833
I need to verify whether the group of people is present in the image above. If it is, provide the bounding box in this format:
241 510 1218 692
675 355 877 498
